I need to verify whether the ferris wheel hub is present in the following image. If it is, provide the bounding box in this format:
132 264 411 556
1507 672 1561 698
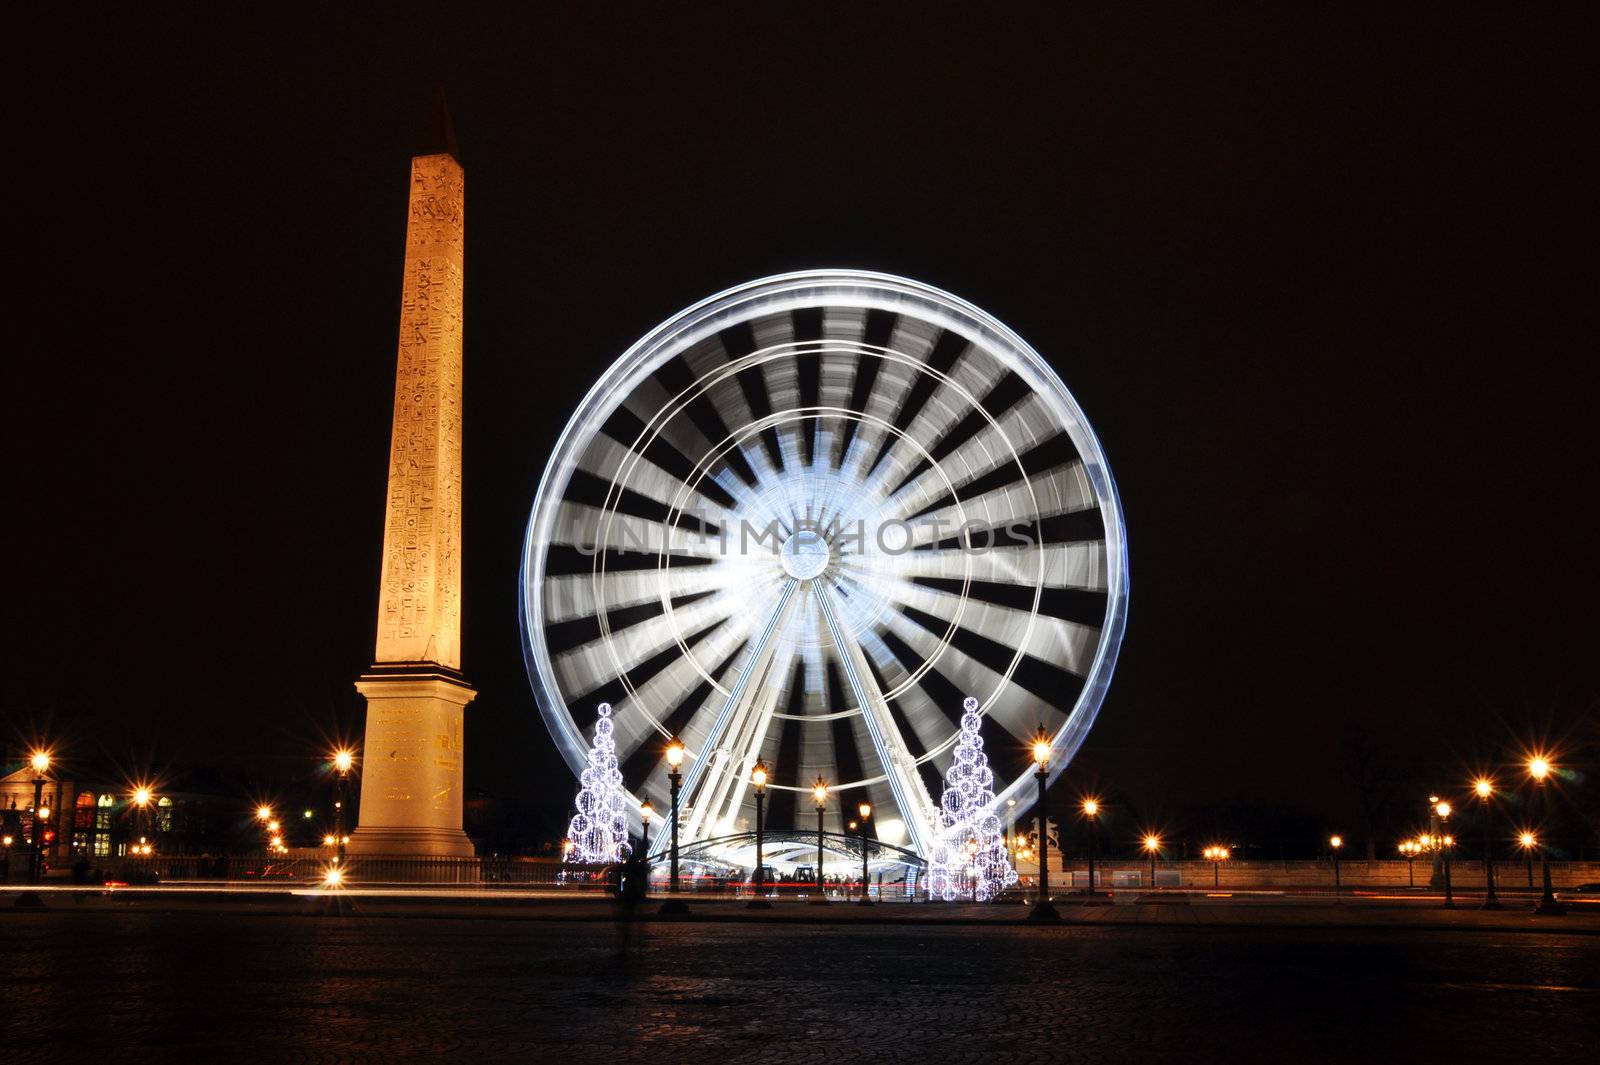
779 529 832 581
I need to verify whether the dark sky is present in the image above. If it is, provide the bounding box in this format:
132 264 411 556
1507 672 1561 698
10 7 1596 838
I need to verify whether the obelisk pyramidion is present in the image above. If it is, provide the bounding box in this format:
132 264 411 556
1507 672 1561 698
349 92 475 858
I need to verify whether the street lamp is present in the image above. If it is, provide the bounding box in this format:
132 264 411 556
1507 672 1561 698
1472 778 1500 909
1518 831 1537 890
660 738 687 915
27 749 52 883
748 759 770 909
1143 834 1162 891
812 777 829 905
1027 727 1061 923
856 801 873 905
1433 801 1455 908
1203 845 1230 888
331 748 356 862
1082 798 1100 894
1399 839 1421 887
1329 835 1343 894
640 801 654 862
1527 755 1564 915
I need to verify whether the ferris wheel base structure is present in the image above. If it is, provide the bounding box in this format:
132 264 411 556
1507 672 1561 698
523 270 1129 865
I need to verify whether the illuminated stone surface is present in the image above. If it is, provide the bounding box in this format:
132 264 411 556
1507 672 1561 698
351 103 475 858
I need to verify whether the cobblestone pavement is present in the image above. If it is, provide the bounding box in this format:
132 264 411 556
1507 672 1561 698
3 908 1596 1065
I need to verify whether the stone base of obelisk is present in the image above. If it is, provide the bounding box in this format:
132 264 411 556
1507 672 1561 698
347 667 477 859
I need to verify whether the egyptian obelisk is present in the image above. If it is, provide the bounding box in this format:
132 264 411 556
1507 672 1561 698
349 93 475 857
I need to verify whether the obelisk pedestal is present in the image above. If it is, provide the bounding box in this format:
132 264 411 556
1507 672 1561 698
349 95 475 858
350 666 475 857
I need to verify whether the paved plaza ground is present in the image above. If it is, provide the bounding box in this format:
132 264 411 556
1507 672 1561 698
4 893 1597 1064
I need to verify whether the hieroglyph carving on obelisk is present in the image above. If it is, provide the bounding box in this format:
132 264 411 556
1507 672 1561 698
375 152 465 670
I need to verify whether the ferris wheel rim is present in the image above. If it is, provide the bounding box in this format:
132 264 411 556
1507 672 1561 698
520 268 1130 815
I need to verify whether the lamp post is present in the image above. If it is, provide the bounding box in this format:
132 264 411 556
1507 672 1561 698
131 786 154 860
1027 730 1061 922
28 750 50 882
1473 778 1500 909
1528 756 1565 915
1518 832 1536 891
332 748 355 863
1144 834 1162 891
661 738 687 914
748 759 770 909
811 777 829 905
1329 835 1343 895
1204 845 1229 888
640 801 654 862
1082 798 1099 894
1399 840 1416 887
1434 800 1454 908
856 801 873 905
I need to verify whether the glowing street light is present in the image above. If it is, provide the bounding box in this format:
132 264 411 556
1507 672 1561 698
1081 798 1101 894
1204 845 1230 887
27 749 52 883
1399 839 1421 887
1027 726 1060 923
1518 831 1538 890
323 866 344 888
660 737 688 914
811 777 829 906
748 759 770 909
256 806 273 823
1471 777 1501 909
1431 802 1455 908
330 747 356 861
1328 834 1343 894
1144 833 1162 890
1526 755 1564 915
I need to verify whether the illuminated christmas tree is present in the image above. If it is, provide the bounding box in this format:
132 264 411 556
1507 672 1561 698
926 697 1018 901
564 702 633 864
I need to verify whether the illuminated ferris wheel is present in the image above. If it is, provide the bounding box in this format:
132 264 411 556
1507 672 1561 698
520 271 1127 857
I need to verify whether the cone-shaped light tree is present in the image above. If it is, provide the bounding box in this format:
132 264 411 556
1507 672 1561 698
564 703 633 864
927 697 1018 901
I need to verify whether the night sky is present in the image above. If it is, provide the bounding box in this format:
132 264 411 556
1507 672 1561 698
11 8 1596 843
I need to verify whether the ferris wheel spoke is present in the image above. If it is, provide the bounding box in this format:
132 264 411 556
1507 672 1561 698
599 404 740 512
900 469 1099 552
552 595 734 702
893 427 1077 523
817 584 939 854
871 540 1108 592
895 581 1100 679
580 425 733 520
543 565 728 625
881 387 1052 520
867 352 1008 501
863 329 969 482
834 309 896 469
874 621 1060 753
717 320 787 474
883 370 1033 502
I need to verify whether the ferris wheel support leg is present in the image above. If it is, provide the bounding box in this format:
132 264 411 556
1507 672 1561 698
671 577 800 844
817 586 939 857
